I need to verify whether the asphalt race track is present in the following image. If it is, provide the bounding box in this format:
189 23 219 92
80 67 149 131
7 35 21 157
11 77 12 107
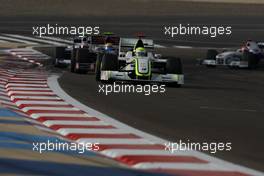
0 0 264 174
59 49 264 172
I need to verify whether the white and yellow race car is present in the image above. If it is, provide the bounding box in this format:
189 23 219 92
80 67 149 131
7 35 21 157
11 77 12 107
95 37 184 87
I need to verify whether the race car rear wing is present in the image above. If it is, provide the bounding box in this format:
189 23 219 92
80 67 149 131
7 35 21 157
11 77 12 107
119 38 154 50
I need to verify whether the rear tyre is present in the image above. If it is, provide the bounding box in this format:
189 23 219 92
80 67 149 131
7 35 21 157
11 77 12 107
205 49 218 68
71 49 76 73
100 53 119 84
166 58 183 74
243 50 259 69
54 47 66 67
77 48 97 63
166 58 183 87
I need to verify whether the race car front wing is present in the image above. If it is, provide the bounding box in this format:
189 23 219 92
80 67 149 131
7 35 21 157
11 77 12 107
100 71 184 84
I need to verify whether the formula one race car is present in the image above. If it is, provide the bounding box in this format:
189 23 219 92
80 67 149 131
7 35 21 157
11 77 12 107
200 41 264 69
70 33 120 73
95 37 184 87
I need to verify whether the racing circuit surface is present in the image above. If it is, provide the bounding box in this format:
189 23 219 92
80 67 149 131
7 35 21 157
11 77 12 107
59 48 264 172
0 0 264 175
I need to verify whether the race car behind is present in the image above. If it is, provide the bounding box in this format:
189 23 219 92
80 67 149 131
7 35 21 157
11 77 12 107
71 34 120 73
95 37 184 87
200 40 264 69
54 46 71 68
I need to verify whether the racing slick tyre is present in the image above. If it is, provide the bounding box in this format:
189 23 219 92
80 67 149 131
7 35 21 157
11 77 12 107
206 49 218 60
100 53 119 84
166 58 183 87
75 49 96 74
166 57 183 74
54 47 66 67
76 48 97 63
205 49 218 68
70 49 76 73
101 53 119 71
243 50 259 69
95 53 103 81
56 46 66 58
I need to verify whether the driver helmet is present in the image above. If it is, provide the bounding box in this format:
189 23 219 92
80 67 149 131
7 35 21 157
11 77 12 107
105 43 114 52
135 47 146 57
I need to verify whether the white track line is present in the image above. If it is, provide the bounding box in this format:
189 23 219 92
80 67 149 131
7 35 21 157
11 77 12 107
173 45 194 49
15 100 68 106
9 78 47 81
8 91 54 96
57 128 130 136
7 81 47 84
0 39 8 43
101 149 190 158
21 107 79 112
10 96 61 101
38 36 72 44
0 96 12 101
77 138 154 145
154 44 166 48
133 162 234 171
7 87 50 91
0 101 16 106
4 34 66 46
43 120 108 127
6 83 48 88
30 113 91 119
0 36 38 45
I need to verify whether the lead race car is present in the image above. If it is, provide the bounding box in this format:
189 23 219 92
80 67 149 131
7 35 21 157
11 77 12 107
95 36 184 87
200 40 264 69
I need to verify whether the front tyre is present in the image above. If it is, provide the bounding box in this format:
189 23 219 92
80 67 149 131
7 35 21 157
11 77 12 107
243 50 259 69
100 53 119 84
166 58 183 88
101 53 119 71
166 57 183 74
95 53 103 81
206 49 218 60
